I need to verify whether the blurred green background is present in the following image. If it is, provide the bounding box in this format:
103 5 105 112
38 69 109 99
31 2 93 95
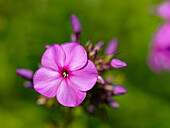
0 0 170 127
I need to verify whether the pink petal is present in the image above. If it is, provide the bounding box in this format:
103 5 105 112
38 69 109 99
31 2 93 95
56 79 86 107
33 67 62 98
41 44 66 71
111 59 127 68
61 42 87 71
69 60 98 91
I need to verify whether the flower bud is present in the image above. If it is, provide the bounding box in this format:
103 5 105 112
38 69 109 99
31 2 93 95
24 81 33 88
113 85 127 95
70 34 77 42
45 45 51 49
107 98 119 108
93 41 104 53
105 38 118 56
16 69 33 80
89 104 94 114
90 41 104 59
85 41 92 53
111 59 127 68
36 96 47 105
103 84 114 91
98 75 105 84
71 14 82 33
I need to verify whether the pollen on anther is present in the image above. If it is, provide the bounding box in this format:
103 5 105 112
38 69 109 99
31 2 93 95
62 71 69 78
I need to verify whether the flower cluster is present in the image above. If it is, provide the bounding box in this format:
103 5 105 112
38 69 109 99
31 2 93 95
148 1 170 73
16 14 127 113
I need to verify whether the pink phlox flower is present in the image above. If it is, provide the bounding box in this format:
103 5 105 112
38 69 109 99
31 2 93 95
33 42 98 107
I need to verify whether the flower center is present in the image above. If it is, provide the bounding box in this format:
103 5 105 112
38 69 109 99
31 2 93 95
62 69 69 78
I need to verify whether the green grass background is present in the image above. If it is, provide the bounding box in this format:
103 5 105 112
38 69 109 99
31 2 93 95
0 0 170 127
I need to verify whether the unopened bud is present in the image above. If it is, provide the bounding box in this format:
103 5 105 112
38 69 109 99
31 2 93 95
45 45 51 49
107 98 120 108
105 38 118 56
89 104 94 114
70 34 77 42
113 85 127 95
24 81 33 88
111 59 127 68
71 14 82 33
103 84 114 91
98 75 105 84
36 97 47 105
93 41 104 53
16 69 33 80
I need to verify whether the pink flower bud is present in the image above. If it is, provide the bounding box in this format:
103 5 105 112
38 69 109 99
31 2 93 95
107 98 120 108
24 81 33 88
89 104 94 114
70 34 77 42
111 59 127 68
98 75 105 84
113 85 127 95
71 14 82 33
16 69 33 80
105 39 118 56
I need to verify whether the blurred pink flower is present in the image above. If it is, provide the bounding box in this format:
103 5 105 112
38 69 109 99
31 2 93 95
33 42 98 107
148 23 170 73
157 1 170 20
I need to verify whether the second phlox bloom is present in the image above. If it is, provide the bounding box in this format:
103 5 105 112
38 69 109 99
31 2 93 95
148 23 170 73
33 42 98 107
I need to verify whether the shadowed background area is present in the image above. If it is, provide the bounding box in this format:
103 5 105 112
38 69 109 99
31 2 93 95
0 0 170 128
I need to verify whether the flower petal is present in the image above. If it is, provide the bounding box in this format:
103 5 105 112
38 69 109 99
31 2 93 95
33 67 62 98
41 44 66 71
61 42 87 71
57 79 86 107
69 60 98 91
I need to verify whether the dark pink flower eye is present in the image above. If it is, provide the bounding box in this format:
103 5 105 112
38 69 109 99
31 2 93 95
62 69 69 78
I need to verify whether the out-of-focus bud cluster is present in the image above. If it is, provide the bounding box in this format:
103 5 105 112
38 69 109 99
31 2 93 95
85 38 127 114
